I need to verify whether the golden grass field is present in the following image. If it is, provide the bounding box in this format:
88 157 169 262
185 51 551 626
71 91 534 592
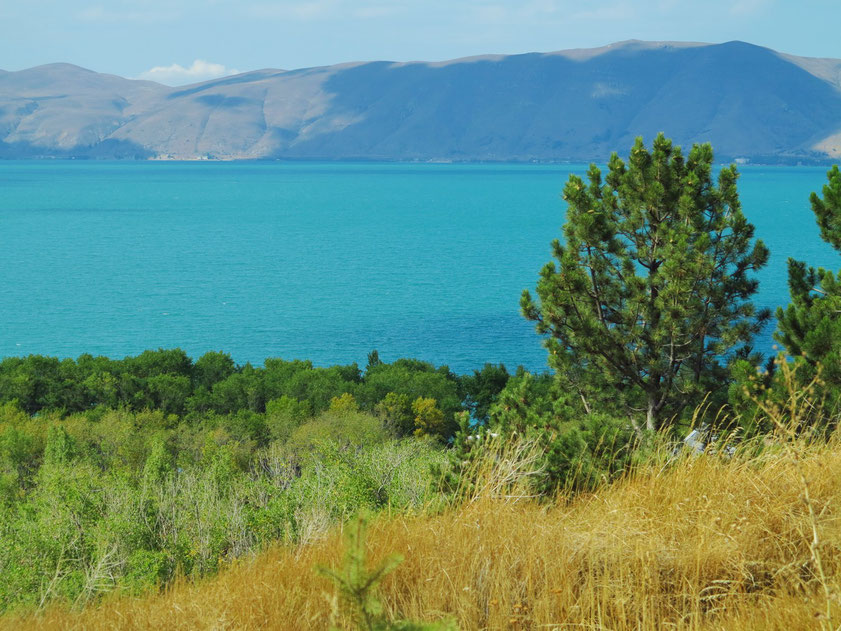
4 432 840 631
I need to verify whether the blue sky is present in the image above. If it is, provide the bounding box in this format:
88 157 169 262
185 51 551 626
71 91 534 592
2 0 839 85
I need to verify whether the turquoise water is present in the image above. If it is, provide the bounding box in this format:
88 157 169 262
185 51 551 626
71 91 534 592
1 161 838 373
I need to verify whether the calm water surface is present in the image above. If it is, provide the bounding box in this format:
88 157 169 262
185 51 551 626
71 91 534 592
1 161 837 372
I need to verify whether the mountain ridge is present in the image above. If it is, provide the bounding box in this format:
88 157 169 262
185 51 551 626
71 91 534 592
2 40 840 163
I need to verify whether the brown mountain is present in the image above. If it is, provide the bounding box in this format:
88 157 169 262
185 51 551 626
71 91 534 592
2 41 840 162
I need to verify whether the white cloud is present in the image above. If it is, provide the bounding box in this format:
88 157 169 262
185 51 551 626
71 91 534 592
136 60 240 86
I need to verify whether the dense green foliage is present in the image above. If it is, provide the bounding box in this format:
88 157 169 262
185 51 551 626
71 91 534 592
0 351 500 442
521 135 769 431
0 351 518 612
0 402 446 611
445 370 638 494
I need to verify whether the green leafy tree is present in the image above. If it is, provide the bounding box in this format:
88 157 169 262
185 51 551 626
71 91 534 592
366 349 383 372
521 134 769 431
360 361 462 438
374 393 415 437
262 358 313 399
0 356 66 414
82 370 120 409
330 393 361 415
265 395 312 442
282 366 360 414
411 398 445 439
127 348 192 379
207 365 266 414
147 374 192 416
193 351 236 391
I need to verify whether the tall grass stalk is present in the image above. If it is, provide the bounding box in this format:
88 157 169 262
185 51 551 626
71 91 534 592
748 357 838 631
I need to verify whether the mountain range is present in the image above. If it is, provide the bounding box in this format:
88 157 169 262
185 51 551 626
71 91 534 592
2 40 841 163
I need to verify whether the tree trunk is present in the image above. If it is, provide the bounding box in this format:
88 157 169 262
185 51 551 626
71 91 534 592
646 396 658 432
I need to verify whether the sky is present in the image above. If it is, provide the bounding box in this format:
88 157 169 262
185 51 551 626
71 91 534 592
2 0 840 85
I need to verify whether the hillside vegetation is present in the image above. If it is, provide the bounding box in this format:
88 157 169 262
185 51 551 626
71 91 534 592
2 137 841 628
4 432 839 631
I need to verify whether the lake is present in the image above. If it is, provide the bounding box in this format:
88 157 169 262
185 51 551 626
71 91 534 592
1 161 837 373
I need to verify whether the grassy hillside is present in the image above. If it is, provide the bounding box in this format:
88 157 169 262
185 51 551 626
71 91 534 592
7 436 839 630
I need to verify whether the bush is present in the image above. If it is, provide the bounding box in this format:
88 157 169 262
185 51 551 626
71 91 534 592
450 371 637 495
288 411 388 453
0 406 445 613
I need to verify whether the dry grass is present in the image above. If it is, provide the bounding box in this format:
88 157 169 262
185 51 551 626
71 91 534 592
4 435 840 631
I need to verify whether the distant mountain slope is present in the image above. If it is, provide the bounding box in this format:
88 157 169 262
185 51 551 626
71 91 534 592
0 63 166 158
2 41 841 162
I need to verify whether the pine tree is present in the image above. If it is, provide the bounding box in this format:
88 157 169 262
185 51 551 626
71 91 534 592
521 134 769 431
775 165 841 420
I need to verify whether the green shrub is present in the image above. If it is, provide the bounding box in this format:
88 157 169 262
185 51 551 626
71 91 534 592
450 371 636 495
0 400 444 613
122 549 173 594
288 410 387 453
